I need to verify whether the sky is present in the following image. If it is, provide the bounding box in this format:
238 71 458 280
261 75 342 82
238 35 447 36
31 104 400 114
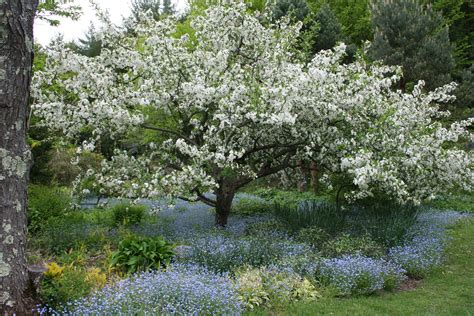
34 0 187 46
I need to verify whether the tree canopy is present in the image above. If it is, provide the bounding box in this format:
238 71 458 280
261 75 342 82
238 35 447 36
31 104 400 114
32 2 473 225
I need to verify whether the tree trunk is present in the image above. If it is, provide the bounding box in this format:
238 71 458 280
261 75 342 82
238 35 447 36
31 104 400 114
296 160 308 192
310 161 318 194
214 182 236 227
0 0 38 313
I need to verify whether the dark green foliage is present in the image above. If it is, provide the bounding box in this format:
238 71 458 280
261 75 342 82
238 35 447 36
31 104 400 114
453 65 474 109
162 0 175 15
231 198 273 216
321 233 386 258
245 219 288 237
131 0 175 22
295 226 330 246
110 235 175 274
28 185 71 234
252 187 328 207
312 4 343 53
307 0 372 44
28 129 54 184
112 203 146 226
421 0 474 68
68 23 102 57
271 0 310 21
369 0 455 90
33 215 113 254
348 200 420 247
274 200 346 234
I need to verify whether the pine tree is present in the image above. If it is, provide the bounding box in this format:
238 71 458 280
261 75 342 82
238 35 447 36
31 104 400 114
369 0 455 90
271 0 310 22
162 0 175 15
312 3 343 52
72 23 102 57
132 0 162 22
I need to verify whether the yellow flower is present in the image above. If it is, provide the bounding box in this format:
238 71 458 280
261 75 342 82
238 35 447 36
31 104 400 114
85 268 107 289
44 262 64 278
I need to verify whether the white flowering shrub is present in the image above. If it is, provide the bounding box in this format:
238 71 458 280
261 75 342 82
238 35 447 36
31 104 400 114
32 2 473 225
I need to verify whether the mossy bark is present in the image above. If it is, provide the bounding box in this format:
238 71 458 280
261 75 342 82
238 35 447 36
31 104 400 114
0 0 38 314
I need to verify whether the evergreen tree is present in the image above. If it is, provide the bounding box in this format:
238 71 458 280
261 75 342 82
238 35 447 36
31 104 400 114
162 0 175 15
421 0 473 68
70 23 102 57
369 0 455 90
307 0 372 44
132 0 162 22
312 3 343 52
271 0 310 22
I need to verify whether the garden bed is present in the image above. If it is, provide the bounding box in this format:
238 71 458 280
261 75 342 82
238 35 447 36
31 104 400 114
29 188 471 315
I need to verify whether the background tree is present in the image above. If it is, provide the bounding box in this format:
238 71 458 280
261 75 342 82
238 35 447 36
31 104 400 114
162 0 175 15
131 0 175 22
68 23 102 57
271 0 310 21
421 0 473 68
0 0 39 313
307 0 372 44
369 0 455 91
132 0 162 22
309 3 343 54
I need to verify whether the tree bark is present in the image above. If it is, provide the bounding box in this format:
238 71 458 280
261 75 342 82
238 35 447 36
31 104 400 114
310 161 318 194
0 0 38 313
214 181 236 227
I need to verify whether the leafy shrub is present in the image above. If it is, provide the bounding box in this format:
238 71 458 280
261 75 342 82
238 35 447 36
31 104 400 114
295 227 330 247
41 262 106 308
179 235 311 273
28 185 71 234
110 235 175 274
274 200 346 234
48 264 243 315
112 203 146 226
47 148 103 186
321 233 385 258
33 215 112 254
348 200 420 247
244 218 288 238
235 265 319 309
231 197 273 216
317 255 407 296
253 188 326 207
276 253 321 280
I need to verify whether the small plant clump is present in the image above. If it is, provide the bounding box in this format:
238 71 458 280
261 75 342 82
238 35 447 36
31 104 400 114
110 235 175 274
112 203 146 226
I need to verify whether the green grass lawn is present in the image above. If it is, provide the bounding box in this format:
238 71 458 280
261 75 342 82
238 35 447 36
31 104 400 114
249 218 474 316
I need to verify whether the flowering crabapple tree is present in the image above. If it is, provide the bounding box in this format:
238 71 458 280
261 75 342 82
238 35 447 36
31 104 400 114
32 2 473 226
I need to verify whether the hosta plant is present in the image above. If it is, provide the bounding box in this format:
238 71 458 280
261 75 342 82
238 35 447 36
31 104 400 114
110 235 175 274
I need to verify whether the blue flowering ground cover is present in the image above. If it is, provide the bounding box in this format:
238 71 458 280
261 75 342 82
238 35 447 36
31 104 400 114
44 196 470 315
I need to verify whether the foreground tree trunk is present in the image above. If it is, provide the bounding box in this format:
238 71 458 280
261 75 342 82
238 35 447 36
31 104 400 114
0 0 38 313
214 181 236 227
